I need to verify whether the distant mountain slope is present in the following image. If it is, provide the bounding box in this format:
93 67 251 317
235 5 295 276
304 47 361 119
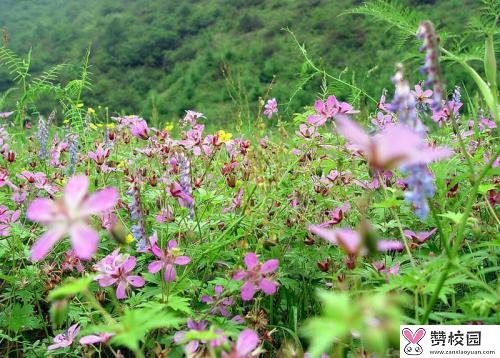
0 0 479 121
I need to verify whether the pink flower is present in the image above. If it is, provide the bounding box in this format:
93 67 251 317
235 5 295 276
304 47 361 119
263 98 278 119
336 117 452 170
79 332 114 346
308 226 404 268
411 84 433 105
0 205 20 237
295 124 318 139
169 182 194 208
129 118 149 139
182 110 205 127
232 253 279 301
148 240 191 282
61 249 85 273
201 285 234 317
0 111 14 119
403 228 436 243
307 96 358 126
174 319 209 354
318 202 350 227
156 206 174 223
222 189 244 214
222 329 259 358
27 175 119 261
371 112 394 129
48 323 80 351
373 261 401 276
431 101 462 126
88 144 111 165
94 249 145 299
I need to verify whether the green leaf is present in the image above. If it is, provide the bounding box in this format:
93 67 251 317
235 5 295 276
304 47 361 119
110 305 182 351
371 196 404 209
438 211 464 224
48 275 95 301
478 183 496 195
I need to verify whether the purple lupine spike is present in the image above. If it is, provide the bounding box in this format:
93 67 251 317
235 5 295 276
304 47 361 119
416 21 443 111
176 152 195 220
127 179 147 248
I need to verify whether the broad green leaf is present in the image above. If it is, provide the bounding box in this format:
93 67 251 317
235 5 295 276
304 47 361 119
48 275 95 301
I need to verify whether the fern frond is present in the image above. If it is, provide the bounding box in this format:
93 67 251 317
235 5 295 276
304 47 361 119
32 63 66 87
342 0 423 38
0 47 30 83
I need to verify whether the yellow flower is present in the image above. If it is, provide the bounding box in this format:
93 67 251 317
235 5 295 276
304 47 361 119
76 103 84 108
117 160 126 169
63 119 70 124
218 130 232 143
89 123 98 130
106 123 115 129
56 178 66 185
87 107 95 114
125 234 134 244
164 122 174 132
97 123 103 128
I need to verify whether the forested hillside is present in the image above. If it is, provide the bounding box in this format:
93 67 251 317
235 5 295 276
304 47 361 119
0 0 480 121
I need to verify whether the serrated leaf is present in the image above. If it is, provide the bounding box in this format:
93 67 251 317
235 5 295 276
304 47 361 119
48 275 95 301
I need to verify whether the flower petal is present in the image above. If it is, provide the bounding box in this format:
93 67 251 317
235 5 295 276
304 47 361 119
30 225 66 261
243 252 258 270
259 278 278 295
240 281 256 301
127 275 145 287
174 255 190 265
80 187 119 215
116 280 127 299
64 175 89 210
69 223 99 260
236 329 259 356
148 260 163 273
26 198 57 223
164 264 176 281
260 259 279 273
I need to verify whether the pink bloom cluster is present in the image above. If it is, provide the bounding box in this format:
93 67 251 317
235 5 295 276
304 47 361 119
27 175 119 261
232 252 279 301
94 249 145 299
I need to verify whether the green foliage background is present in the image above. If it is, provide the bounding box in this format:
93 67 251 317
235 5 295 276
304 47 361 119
0 0 479 121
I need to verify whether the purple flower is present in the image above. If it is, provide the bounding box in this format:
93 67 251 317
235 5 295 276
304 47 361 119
411 84 433 107
0 111 14 119
403 228 436 243
94 250 145 299
27 175 119 261
169 182 194 208
416 21 443 110
222 189 244 214
336 117 453 170
79 332 114 345
201 285 233 317
88 144 111 165
295 124 319 139
148 240 190 282
232 253 279 301
48 324 80 351
173 319 208 354
371 111 394 129
61 249 85 273
182 110 205 127
129 117 149 139
307 95 358 127
317 202 350 227
403 164 435 219
222 329 259 358
263 98 278 119
0 205 20 237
